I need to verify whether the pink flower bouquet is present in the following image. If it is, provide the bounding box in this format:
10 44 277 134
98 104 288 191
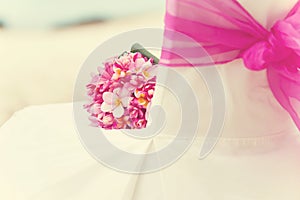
84 44 158 129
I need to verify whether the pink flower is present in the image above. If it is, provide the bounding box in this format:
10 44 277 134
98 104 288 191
111 54 134 80
128 103 145 119
134 89 149 108
123 74 145 91
133 119 147 129
133 81 156 108
98 63 114 81
114 116 130 129
132 52 147 63
129 53 148 73
98 81 111 93
142 81 156 100
98 112 114 129
112 65 127 80
129 55 157 80
90 103 102 115
115 54 132 70
84 51 157 130
88 116 101 127
86 83 96 97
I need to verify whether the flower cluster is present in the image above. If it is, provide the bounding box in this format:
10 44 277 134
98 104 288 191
84 52 157 129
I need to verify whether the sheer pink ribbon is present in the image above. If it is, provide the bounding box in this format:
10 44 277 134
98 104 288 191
160 0 300 130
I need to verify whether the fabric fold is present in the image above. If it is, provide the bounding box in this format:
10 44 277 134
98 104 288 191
160 0 300 130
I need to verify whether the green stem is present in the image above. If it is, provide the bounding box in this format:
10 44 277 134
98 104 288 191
130 43 159 64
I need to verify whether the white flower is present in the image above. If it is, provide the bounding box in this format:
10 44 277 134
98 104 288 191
100 88 131 118
140 60 157 80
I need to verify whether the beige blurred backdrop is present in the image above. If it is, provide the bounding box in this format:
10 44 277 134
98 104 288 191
0 2 165 126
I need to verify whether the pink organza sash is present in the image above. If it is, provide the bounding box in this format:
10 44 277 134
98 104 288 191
160 0 300 130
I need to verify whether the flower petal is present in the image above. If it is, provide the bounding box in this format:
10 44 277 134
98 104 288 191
113 88 121 95
118 87 130 98
91 103 102 114
101 102 114 112
121 96 132 107
124 82 135 91
113 105 124 118
103 92 114 104
135 58 146 68
142 59 153 69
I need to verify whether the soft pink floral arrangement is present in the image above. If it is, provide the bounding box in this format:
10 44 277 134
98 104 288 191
84 49 157 129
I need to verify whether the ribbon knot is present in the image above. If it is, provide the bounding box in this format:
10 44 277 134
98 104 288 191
161 0 300 130
242 14 300 74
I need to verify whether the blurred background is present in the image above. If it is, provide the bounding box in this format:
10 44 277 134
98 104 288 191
0 0 163 29
0 0 165 126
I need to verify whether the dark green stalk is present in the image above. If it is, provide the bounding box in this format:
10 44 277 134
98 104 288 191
130 43 159 64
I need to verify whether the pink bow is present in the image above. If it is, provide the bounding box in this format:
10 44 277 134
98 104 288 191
160 0 300 130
